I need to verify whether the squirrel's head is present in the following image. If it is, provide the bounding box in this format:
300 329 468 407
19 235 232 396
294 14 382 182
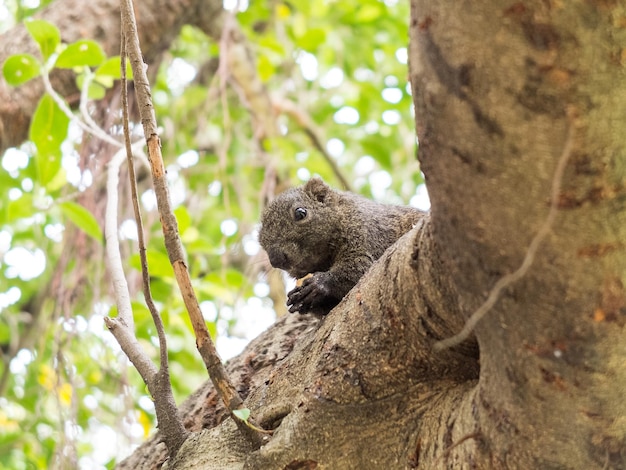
259 177 340 278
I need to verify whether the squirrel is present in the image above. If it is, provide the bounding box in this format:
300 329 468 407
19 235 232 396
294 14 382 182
259 177 426 315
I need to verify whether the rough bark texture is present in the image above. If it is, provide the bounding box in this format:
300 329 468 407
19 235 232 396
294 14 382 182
117 313 319 469
122 222 481 469
410 0 626 468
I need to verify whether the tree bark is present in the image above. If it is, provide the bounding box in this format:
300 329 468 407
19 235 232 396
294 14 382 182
121 221 481 469
409 0 626 467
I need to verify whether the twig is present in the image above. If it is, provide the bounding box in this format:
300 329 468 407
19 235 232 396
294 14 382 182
434 119 576 351
119 0 265 447
120 32 170 373
104 148 160 378
104 141 189 456
78 70 114 141
104 146 141 331
41 65 121 148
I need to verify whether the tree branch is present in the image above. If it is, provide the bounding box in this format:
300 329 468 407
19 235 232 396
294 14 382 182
119 0 265 448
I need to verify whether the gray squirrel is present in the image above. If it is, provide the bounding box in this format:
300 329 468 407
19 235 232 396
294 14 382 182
259 177 426 315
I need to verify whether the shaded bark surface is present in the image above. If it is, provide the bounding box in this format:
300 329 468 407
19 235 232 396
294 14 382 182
409 0 626 468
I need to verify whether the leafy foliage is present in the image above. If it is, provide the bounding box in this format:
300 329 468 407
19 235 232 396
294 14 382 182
2 54 39 86
24 19 60 61
29 93 69 186
0 0 424 468
55 40 106 69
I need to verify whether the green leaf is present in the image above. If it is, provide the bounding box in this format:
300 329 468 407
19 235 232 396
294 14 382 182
258 37 285 55
225 269 245 289
44 167 68 192
232 408 250 421
257 54 275 82
87 82 106 100
95 56 133 80
94 74 114 89
174 206 191 234
2 54 40 86
6 193 34 223
59 202 103 243
55 40 106 68
25 20 60 61
29 94 69 186
207 320 217 340
361 135 392 170
131 301 155 338
30 94 69 152
0 321 9 344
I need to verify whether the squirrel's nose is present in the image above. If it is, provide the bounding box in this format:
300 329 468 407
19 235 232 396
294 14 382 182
267 248 289 270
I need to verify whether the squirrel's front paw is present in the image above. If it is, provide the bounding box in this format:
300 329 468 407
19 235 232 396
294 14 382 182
287 272 338 315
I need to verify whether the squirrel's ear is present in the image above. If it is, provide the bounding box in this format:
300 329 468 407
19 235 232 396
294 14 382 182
304 177 330 202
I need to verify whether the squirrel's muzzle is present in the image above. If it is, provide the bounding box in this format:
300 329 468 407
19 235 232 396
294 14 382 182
266 247 290 271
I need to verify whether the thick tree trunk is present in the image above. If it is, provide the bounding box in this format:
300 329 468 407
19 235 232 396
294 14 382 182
409 0 626 468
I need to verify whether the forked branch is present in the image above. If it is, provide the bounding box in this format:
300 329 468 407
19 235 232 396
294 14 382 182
117 0 265 448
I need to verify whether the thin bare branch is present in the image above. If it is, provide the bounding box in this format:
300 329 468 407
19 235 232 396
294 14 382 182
119 0 265 447
120 33 169 372
41 64 121 148
104 145 158 384
104 145 142 331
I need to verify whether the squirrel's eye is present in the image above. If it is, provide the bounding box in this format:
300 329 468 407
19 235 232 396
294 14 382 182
294 207 307 221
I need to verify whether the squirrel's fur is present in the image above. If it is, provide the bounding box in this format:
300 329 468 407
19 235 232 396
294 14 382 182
259 177 426 315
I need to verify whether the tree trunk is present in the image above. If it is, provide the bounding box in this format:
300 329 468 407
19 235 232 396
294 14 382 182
409 1 626 467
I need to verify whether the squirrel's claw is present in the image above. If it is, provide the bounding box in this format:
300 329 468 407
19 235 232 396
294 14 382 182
287 273 336 315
